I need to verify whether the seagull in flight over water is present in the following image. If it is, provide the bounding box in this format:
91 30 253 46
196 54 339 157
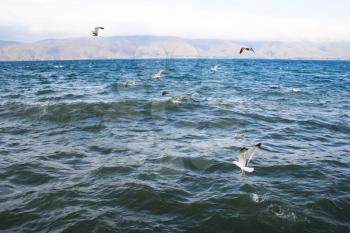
233 143 261 176
211 64 221 72
239 47 255 54
91 27 104 36
153 69 166 79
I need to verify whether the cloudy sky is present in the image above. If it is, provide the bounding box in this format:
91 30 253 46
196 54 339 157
1 0 349 42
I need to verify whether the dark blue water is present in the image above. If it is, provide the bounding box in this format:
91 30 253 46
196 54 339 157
0 59 349 233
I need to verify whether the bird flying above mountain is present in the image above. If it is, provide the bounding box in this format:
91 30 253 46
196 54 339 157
91 27 104 36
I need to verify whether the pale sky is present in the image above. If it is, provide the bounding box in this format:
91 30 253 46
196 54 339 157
1 0 350 42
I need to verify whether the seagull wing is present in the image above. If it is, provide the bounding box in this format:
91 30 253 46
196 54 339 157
92 27 104 36
91 27 97 34
239 47 244 54
237 147 248 166
155 69 163 76
245 145 259 166
251 48 255 54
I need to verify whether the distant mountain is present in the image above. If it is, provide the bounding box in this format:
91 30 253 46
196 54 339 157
0 40 18 46
0 36 349 61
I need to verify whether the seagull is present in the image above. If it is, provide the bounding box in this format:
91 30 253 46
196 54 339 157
288 87 301 93
153 69 166 79
171 96 188 105
233 143 261 176
191 91 199 97
124 80 138 87
162 91 198 105
211 64 221 72
239 47 255 54
91 27 104 36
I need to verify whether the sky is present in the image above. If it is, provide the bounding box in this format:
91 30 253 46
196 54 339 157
1 0 350 42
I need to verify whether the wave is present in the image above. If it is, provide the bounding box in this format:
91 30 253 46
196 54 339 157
0 100 176 122
38 94 87 102
93 166 135 175
257 164 327 178
306 198 350 223
115 182 190 213
216 108 350 134
1 163 57 186
2 101 347 140
297 119 349 134
153 155 229 172
78 123 106 132
36 89 56 96
47 151 87 160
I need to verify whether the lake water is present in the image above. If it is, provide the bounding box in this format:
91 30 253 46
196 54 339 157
0 59 349 232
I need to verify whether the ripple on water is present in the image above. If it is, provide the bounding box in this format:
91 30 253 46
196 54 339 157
1 163 57 186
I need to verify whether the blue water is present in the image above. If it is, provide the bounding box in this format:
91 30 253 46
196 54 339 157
0 59 349 233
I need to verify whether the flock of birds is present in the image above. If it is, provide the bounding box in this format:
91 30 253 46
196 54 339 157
91 26 261 176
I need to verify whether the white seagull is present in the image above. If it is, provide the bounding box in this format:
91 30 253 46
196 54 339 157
162 91 198 105
124 80 138 87
288 87 301 93
211 64 221 72
91 27 104 36
153 69 166 79
233 143 261 175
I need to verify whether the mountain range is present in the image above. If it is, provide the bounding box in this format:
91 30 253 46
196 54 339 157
0 36 349 61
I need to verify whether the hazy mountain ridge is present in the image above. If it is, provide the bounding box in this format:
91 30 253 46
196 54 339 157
0 36 349 61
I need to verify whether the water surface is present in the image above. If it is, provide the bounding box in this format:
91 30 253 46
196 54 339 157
0 59 349 233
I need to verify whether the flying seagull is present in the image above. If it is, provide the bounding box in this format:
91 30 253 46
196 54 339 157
239 47 255 54
153 69 166 79
211 64 221 72
233 143 261 176
91 27 104 36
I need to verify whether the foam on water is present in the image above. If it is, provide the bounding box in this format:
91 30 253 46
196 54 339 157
251 193 267 203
